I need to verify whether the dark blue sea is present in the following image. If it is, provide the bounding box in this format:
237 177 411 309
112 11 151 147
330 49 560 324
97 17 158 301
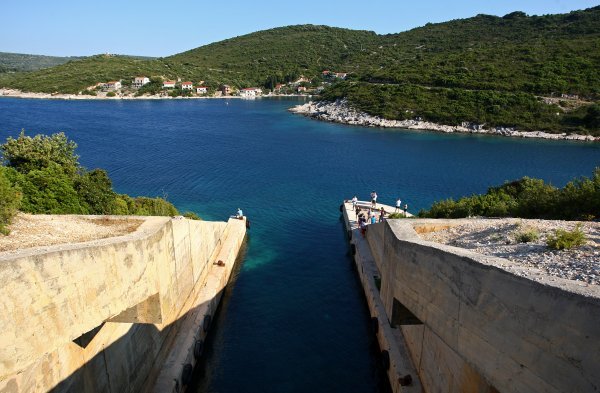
1 97 599 393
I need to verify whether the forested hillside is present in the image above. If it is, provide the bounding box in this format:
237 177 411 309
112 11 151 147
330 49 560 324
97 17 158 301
0 7 598 133
0 52 84 73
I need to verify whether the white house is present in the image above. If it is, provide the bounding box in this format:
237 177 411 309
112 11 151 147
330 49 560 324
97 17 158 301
239 87 262 98
291 76 309 85
181 82 193 90
163 81 176 89
103 81 121 90
297 86 307 93
196 86 208 94
132 76 150 88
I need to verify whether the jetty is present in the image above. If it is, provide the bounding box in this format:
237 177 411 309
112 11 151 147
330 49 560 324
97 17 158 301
340 199 600 393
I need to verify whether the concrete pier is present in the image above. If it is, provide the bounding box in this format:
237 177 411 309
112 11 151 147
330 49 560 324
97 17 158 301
0 215 246 393
341 200 600 393
341 201 422 393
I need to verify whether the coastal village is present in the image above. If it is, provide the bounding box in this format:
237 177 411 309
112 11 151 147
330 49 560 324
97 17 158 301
90 70 348 99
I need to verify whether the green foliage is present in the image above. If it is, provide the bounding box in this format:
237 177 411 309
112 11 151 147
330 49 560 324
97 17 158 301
106 91 116 97
388 212 407 219
420 168 600 220
2 131 80 176
546 225 587 250
322 82 598 134
0 167 22 234
0 52 85 72
120 196 179 216
513 226 540 243
74 169 116 214
0 131 179 217
183 211 201 220
15 163 86 214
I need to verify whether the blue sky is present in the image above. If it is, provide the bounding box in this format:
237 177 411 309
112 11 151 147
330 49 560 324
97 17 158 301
1 0 598 57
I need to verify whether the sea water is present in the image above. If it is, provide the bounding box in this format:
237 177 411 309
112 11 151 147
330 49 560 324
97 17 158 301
1 97 599 393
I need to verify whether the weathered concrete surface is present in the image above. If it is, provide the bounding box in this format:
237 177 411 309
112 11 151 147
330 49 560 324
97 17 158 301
342 202 423 393
0 215 246 392
375 218 600 393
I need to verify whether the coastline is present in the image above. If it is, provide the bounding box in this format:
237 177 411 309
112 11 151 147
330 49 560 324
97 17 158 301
289 99 599 142
0 88 310 101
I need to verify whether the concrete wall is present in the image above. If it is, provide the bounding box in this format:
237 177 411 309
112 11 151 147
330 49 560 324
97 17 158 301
0 215 246 393
369 219 600 393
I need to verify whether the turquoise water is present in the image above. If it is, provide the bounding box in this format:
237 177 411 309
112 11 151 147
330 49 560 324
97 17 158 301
1 97 599 392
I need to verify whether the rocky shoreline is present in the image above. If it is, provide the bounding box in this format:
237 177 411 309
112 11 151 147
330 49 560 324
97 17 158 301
289 99 599 142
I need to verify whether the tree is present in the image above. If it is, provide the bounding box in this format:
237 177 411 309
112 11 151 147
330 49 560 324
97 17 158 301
2 131 80 176
583 104 600 130
75 169 117 214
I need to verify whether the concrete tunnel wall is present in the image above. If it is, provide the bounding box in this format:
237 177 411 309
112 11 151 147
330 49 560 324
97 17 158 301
365 219 600 393
0 215 245 392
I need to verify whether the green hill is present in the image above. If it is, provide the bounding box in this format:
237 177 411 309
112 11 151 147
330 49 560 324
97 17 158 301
0 7 598 134
0 52 85 73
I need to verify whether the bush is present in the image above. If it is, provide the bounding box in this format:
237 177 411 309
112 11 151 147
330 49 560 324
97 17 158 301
128 196 178 216
0 167 22 235
514 226 540 243
388 212 406 219
106 91 116 97
546 225 587 250
2 131 80 176
0 131 180 217
420 169 600 220
16 163 86 214
74 169 116 214
183 211 201 220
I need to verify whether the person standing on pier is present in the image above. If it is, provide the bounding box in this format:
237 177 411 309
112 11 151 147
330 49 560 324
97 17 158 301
352 195 358 209
403 204 408 217
371 191 378 208
395 198 401 212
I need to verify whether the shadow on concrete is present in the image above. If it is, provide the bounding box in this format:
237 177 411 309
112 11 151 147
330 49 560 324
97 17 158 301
47 241 250 393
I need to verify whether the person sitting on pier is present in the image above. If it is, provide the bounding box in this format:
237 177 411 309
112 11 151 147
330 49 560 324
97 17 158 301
236 208 244 219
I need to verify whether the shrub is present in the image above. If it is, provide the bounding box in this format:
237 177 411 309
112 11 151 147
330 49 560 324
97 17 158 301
74 169 116 214
514 226 540 243
1 131 181 217
0 167 22 235
388 212 406 219
129 196 178 216
546 225 587 250
183 211 201 220
2 131 80 176
420 168 600 220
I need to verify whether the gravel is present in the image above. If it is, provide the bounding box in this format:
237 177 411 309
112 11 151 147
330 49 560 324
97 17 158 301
0 213 143 252
420 218 600 286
